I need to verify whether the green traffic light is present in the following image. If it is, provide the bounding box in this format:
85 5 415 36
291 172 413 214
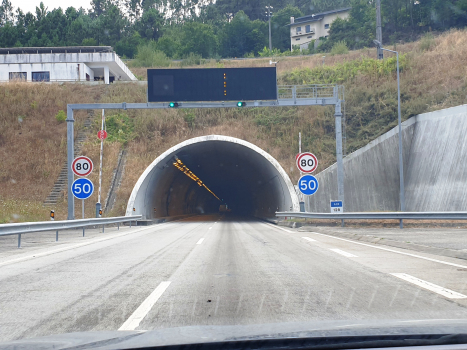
237 102 245 107
169 102 176 108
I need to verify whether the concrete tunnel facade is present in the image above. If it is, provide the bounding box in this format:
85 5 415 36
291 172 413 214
126 135 299 220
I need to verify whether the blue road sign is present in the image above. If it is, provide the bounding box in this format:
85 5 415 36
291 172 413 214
330 200 343 213
298 175 319 196
71 178 94 200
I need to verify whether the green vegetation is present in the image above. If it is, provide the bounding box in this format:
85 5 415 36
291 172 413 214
104 113 135 145
330 41 349 56
1 0 466 58
55 110 66 122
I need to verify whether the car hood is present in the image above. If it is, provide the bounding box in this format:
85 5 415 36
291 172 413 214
2 319 467 349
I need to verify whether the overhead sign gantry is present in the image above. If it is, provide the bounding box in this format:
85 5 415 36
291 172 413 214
65 68 345 219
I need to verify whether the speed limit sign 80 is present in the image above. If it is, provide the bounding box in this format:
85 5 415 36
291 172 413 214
72 156 93 177
296 152 318 173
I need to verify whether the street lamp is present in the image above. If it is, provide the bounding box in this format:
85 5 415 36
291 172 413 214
373 40 405 228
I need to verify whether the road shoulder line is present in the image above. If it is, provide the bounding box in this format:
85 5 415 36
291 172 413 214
391 273 467 299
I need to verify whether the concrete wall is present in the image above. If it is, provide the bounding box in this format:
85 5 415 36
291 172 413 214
307 104 467 212
0 52 136 82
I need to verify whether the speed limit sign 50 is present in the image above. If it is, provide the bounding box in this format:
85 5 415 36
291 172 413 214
296 152 318 173
72 156 93 177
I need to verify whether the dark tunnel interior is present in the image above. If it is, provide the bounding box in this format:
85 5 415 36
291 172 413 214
128 138 297 220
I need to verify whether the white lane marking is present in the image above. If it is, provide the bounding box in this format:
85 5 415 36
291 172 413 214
0 224 167 268
209 227 213 230
330 248 358 258
302 237 317 242
305 231 467 269
119 281 171 331
391 273 467 299
262 223 292 233
196 238 205 245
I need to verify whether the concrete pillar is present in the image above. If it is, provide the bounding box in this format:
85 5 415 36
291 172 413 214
104 66 109 85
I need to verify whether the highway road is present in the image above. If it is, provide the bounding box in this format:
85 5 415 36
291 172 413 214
1 215 467 343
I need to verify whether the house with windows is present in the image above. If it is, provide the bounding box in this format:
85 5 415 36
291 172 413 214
0 46 136 84
289 7 351 51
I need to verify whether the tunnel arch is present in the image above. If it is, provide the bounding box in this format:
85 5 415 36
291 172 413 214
126 135 299 220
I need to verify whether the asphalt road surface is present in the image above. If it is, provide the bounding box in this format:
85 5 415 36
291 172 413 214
1 214 467 343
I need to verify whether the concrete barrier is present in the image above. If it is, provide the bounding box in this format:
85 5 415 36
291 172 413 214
307 104 467 212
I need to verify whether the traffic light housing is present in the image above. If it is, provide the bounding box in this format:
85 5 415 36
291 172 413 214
237 102 246 107
169 102 179 108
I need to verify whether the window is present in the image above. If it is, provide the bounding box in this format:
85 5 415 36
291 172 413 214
295 26 301 34
305 25 311 33
307 36 313 39
324 23 330 29
32 71 50 82
296 38 300 41
9 72 27 81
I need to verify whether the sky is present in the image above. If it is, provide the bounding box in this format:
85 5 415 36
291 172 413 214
12 0 92 14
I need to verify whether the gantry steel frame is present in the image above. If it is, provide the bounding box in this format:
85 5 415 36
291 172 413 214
66 84 345 219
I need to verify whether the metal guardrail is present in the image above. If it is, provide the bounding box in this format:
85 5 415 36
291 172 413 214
0 215 142 248
276 211 467 229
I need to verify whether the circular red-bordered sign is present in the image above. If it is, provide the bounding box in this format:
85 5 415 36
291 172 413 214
97 130 108 140
296 152 318 173
72 156 93 177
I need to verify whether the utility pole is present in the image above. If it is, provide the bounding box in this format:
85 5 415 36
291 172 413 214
376 0 383 60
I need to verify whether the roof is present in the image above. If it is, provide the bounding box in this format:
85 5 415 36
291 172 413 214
0 46 114 55
288 7 351 26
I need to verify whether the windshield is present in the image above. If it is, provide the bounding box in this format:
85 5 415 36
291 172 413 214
2 0 467 347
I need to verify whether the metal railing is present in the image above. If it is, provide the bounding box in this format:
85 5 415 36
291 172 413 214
276 211 467 228
0 215 142 248
278 84 337 100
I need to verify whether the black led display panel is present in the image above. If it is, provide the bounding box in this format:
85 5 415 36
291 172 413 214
147 67 277 102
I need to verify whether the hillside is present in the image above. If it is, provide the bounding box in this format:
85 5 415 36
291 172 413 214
1 29 467 223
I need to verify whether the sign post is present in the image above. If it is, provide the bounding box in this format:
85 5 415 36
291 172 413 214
97 110 107 218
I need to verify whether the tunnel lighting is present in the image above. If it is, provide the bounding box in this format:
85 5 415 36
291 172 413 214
173 159 221 201
237 101 246 107
169 102 179 108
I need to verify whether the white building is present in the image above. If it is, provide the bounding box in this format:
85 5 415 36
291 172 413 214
289 7 351 51
0 46 137 84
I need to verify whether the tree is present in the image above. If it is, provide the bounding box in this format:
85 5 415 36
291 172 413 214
180 22 218 58
270 5 303 51
219 11 267 57
135 8 164 40
0 0 14 26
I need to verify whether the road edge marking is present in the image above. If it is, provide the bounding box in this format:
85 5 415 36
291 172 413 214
119 281 171 331
302 237 317 242
196 238 205 245
262 223 292 233
303 231 467 269
0 224 173 268
391 273 467 299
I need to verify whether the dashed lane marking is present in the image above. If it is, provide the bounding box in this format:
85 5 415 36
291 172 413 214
119 281 171 331
302 237 317 242
329 248 358 258
196 238 205 245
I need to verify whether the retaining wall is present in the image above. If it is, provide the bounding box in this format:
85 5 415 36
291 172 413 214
307 104 467 212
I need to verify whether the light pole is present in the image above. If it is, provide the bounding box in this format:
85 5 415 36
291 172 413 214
265 5 273 52
374 40 405 228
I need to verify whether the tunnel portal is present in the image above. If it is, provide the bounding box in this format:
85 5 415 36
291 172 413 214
126 135 299 220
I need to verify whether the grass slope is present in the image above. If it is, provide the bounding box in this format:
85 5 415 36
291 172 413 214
1 30 467 222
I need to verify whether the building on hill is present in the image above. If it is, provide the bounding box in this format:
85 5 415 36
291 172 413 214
0 46 137 84
288 8 351 51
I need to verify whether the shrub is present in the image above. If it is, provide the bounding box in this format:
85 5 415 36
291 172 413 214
419 33 436 52
330 41 349 56
55 110 66 122
133 42 170 67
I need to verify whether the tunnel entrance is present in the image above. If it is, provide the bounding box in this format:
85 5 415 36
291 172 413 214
126 135 299 220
